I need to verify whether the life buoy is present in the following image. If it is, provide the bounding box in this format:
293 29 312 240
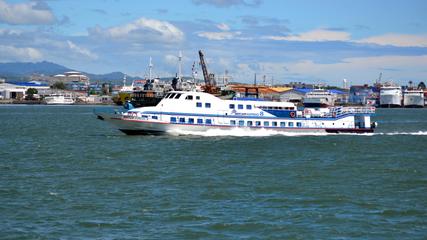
290 111 296 118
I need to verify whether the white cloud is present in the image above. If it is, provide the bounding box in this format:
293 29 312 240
357 34 427 47
228 55 427 84
263 28 351 42
192 0 262 8
216 23 230 31
263 28 427 48
0 0 55 25
282 55 427 83
89 17 184 43
0 28 23 36
0 45 43 61
198 31 242 40
66 41 98 60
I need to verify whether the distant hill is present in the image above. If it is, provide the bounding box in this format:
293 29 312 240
0 61 141 84
0 61 72 77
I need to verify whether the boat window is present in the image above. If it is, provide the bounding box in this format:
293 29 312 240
255 121 261 126
272 121 277 127
164 93 170 98
229 104 235 109
297 122 302 128
264 121 269 127
247 121 253 126
238 104 243 109
179 117 185 123
246 105 252 110
196 96 200 100
196 102 202 107
238 120 244 126
152 116 158 120
280 122 286 127
197 118 203 124
174 93 182 99
205 119 212 124
168 93 176 99
170 117 176 123
188 118 194 124
185 95 193 100
230 120 236 125
205 103 211 108
289 122 294 127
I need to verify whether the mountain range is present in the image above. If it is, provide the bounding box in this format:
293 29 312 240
0 61 141 84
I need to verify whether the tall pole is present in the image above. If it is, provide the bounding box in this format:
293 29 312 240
178 51 182 81
149 57 153 80
254 73 257 86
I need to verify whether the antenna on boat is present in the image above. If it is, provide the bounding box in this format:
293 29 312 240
149 57 153 80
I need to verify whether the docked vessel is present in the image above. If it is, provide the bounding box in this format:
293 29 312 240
403 89 424 108
303 89 336 107
379 85 402 108
44 94 74 105
96 91 377 135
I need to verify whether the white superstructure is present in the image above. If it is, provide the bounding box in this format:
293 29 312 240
403 89 424 108
44 94 74 105
380 85 402 107
303 89 336 107
96 91 376 135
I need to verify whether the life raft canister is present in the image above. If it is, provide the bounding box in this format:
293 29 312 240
290 111 296 118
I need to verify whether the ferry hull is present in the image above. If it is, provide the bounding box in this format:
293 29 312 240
98 113 374 135
403 95 424 108
379 94 401 108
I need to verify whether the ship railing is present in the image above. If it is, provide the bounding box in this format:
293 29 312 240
329 106 375 117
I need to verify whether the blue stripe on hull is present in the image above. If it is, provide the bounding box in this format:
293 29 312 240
140 111 368 121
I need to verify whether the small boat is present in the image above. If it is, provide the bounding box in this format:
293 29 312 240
44 94 74 105
96 91 377 135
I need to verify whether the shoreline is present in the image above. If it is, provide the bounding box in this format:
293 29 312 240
0 100 115 106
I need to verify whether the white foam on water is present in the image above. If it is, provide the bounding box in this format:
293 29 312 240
167 128 427 137
376 131 427 136
168 128 331 137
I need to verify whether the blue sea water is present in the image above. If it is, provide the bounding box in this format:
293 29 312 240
0 105 426 239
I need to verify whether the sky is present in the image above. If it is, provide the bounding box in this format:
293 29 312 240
0 0 426 85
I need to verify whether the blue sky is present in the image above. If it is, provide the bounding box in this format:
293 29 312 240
0 0 426 85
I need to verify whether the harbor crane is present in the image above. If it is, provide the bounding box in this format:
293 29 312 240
198 50 219 94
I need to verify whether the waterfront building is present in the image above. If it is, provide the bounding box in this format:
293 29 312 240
0 81 49 100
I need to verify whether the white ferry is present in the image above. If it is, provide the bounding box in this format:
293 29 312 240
403 89 424 108
303 89 336 107
380 85 402 108
44 94 75 105
96 91 377 135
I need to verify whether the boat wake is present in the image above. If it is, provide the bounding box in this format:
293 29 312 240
375 131 427 136
166 129 427 137
168 128 330 137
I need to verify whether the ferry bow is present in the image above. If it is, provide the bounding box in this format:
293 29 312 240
96 91 377 135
